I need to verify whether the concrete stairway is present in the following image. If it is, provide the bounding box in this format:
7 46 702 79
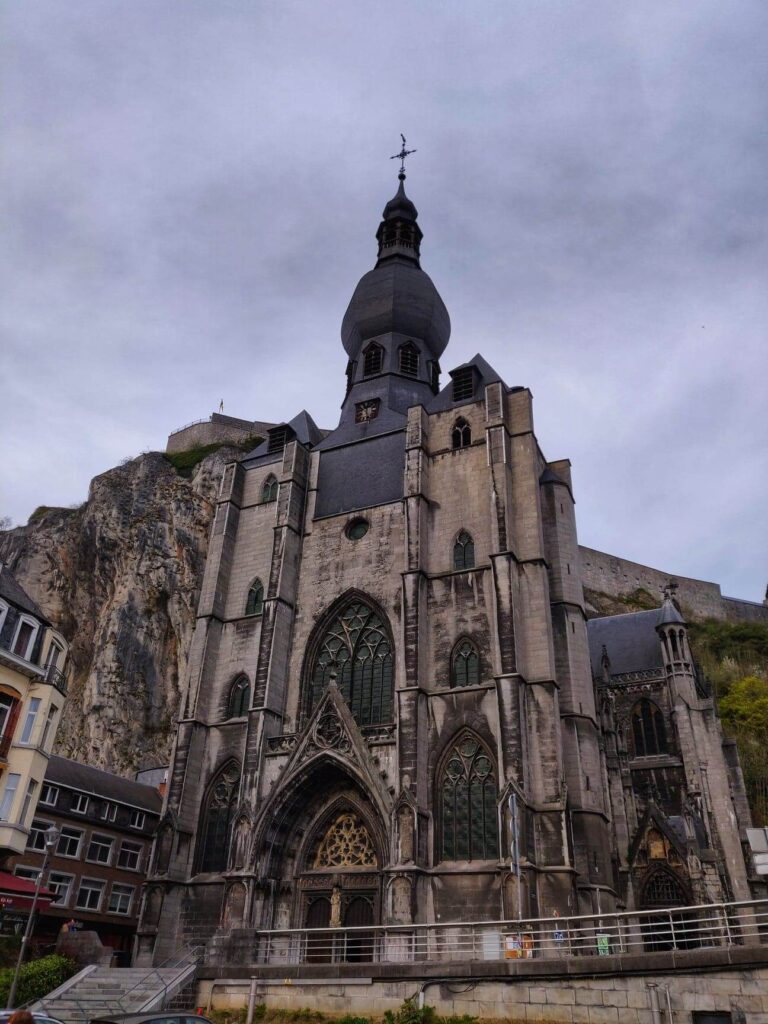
30 962 199 1024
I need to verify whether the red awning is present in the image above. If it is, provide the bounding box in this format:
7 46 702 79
0 871 54 912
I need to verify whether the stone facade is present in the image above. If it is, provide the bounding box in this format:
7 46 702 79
137 175 756 970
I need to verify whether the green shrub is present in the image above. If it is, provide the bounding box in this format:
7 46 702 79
0 953 77 1007
385 998 436 1024
164 443 227 475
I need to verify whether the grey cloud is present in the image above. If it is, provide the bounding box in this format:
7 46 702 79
1 0 766 599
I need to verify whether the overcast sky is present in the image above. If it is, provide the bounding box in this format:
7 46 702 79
2 1 767 602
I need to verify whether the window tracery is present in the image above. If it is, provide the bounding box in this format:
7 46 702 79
312 812 377 868
308 601 393 726
227 676 250 718
198 760 240 873
453 530 475 570
261 475 278 503
631 699 668 757
452 417 471 449
451 639 480 688
245 579 264 616
440 733 498 861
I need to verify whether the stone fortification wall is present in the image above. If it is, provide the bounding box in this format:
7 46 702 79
580 545 768 624
200 958 768 1021
166 413 275 453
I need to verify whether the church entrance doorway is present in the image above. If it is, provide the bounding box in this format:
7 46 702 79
299 807 380 963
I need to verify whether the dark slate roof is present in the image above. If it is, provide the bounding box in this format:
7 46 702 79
241 409 325 462
587 609 664 677
427 353 506 412
658 597 685 626
0 565 49 624
46 755 163 813
341 257 451 360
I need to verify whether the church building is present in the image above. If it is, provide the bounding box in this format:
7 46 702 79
137 164 754 965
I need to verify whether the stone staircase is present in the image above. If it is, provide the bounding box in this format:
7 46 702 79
29 961 199 1024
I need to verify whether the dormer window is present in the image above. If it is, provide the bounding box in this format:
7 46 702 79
268 427 288 455
398 342 419 377
11 616 38 661
363 343 383 377
452 368 474 402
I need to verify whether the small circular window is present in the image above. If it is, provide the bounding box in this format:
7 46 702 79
346 518 369 540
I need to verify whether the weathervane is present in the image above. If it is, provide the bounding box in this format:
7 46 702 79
390 134 416 179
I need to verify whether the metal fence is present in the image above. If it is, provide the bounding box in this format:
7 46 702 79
252 898 768 967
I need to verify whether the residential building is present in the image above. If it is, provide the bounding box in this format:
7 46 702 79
0 564 69 861
7 755 162 961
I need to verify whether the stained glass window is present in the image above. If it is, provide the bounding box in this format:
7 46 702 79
261 475 278 503
452 417 471 450
309 602 393 726
453 531 475 570
198 760 240 873
631 700 668 757
451 640 480 688
228 676 250 718
245 580 264 616
440 733 498 861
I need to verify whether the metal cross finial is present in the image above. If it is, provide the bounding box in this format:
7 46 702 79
391 133 416 178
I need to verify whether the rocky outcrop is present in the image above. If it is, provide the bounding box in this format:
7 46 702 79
0 449 233 775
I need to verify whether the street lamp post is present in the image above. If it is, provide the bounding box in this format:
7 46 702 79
6 824 60 1009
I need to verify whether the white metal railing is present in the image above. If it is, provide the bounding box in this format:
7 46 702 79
251 899 768 967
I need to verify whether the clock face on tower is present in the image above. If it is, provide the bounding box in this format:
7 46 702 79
355 399 381 424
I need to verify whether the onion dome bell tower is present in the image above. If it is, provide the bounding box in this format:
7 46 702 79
340 142 450 405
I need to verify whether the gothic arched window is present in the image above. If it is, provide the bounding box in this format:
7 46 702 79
452 417 471 450
641 867 687 908
197 760 240 873
261 475 278 503
228 676 250 718
440 732 498 861
363 343 383 377
631 699 668 757
245 579 264 616
453 530 475 571
308 601 393 727
451 639 480 688
398 342 419 377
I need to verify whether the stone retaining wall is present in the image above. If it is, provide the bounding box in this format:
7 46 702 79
198 950 768 1022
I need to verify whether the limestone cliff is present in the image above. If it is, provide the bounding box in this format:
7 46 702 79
0 448 233 775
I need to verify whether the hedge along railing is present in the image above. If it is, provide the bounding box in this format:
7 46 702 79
252 898 768 966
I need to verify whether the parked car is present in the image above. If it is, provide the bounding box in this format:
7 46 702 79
90 1016 214 1024
0 1014 66 1024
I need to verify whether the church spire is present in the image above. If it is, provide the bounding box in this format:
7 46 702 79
376 135 422 266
